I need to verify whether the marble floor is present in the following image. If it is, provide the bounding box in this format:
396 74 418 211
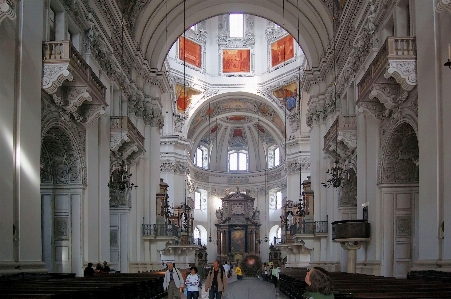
181 272 289 299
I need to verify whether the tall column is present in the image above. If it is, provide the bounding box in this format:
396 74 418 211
71 194 82 277
414 0 441 267
0 0 47 273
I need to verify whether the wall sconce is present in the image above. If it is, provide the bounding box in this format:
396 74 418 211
445 44 451 69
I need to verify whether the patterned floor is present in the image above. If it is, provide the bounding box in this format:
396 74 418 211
181 272 289 299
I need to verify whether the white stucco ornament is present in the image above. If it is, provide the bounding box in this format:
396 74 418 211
0 0 15 24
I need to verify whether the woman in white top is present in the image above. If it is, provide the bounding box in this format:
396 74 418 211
185 266 201 299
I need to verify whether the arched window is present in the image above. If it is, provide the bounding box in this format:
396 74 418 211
229 14 244 38
268 145 280 168
194 189 207 210
194 227 201 239
228 150 248 171
194 145 209 169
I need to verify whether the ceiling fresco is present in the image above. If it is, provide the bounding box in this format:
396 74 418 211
187 98 285 139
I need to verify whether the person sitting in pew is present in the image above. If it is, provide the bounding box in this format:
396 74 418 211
84 262 95 277
303 267 334 299
102 261 111 273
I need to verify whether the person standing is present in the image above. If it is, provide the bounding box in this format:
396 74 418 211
163 262 185 299
234 264 243 280
303 267 335 299
205 260 227 299
223 262 231 278
223 254 276 299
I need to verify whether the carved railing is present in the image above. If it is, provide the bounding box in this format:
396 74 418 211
357 37 416 99
291 220 329 235
187 159 287 187
43 41 106 101
142 224 180 237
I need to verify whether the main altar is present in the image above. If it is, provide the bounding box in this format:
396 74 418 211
215 190 261 263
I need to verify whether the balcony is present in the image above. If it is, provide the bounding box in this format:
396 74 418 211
323 115 356 158
142 224 180 238
42 41 107 126
110 116 145 165
357 37 416 107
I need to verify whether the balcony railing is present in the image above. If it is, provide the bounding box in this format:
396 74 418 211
290 220 329 235
43 40 106 102
142 224 180 237
111 116 145 149
357 36 416 99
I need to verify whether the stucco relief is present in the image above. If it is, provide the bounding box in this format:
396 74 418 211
396 216 411 236
43 64 74 95
287 157 311 174
0 0 16 24
436 0 451 14
160 160 188 175
54 217 69 240
339 168 357 207
379 123 419 184
41 98 86 186
384 61 417 91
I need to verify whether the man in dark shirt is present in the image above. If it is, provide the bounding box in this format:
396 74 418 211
205 260 227 299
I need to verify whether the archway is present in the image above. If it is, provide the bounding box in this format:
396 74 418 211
131 0 332 69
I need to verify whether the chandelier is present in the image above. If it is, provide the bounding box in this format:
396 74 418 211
108 12 137 194
322 3 346 188
108 158 137 192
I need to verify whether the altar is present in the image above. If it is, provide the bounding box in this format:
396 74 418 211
215 190 261 263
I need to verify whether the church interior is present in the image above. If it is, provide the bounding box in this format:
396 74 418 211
1 0 451 297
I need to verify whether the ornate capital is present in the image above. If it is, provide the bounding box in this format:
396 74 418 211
0 0 15 24
384 60 417 91
43 64 74 95
287 157 311 174
436 0 451 13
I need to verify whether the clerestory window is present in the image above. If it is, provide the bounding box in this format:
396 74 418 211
228 150 248 171
229 14 244 38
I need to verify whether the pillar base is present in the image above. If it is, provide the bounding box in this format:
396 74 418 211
334 238 370 273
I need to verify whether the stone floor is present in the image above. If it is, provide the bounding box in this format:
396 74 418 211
181 272 289 299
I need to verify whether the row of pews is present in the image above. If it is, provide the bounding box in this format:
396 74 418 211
279 268 451 299
0 272 167 299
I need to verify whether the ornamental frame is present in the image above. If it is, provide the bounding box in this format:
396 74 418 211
217 14 255 77
176 21 207 74
266 24 298 73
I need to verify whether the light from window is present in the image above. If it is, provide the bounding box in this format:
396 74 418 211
277 227 282 238
229 14 244 38
229 151 248 171
194 227 200 239
274 147 280 166
276 191 282 209
195 148 203 167
194 191 201 209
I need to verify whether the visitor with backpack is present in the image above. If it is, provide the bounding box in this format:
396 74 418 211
205 260 228 299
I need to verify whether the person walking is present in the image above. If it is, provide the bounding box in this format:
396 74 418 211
163 262 185 299
223 254 276 299
185 266 201 299
205 260 227 299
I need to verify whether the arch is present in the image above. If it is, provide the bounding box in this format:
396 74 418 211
196 224 208 246
379 122 419 184
41 121 86 186
134 0 332 70
186 92 286 141
268 224 281 245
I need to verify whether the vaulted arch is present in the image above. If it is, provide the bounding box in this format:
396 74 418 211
132 0 332 70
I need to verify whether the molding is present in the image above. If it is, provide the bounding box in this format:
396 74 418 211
436 0 451 13
42 64 74 95
384 60 417 91
0 0 15 25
